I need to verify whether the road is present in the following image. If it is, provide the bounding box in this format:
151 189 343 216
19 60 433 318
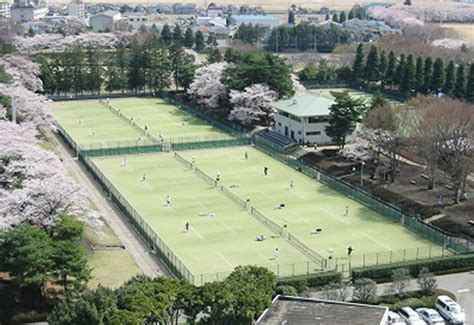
310 271 474 324
46 129 171 278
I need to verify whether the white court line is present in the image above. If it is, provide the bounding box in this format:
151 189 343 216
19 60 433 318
457 289 470 293
218 220 234 232
191 227 205 240
364 233 395 252
255 250 270 262
193 197 205 208
216 250 233 268
292 190 309 201
319 207 349 225
293 214 312 226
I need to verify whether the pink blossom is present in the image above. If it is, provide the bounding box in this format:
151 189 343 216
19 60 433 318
187 62 229 109
228 84 277 126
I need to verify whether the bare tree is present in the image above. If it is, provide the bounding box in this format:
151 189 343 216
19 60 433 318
352 278 378 303
417 267 437 295
390 267 412 298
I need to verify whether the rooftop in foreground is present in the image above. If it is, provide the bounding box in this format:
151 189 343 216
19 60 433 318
256 295 388 325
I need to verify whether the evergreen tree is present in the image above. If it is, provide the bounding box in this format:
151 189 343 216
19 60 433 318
339 11 347 23
325 13 330 20
400 54 415 94
385 51 396 88
161 24 172 46
332 13 339 22
454 64 465 99
415 56 424 93
365 45 380 84
430 58 445 94
206 33 218 47
105 66 122 93
85 48 103 95
288 10 295 25
443 60 455 96
36 55 56 94
115 43 129 92
348 10 354 20
170 45 195 91
195 30 206 52
184 27 194 48
172 24 184 46
352 44 364 83
379 50 387 87
147 46 172 92
206 47 223 63
466 63 474 102
404 0 412 5
422 56 433 94
393 54 405 88
70 46 86 95
128 39 146 91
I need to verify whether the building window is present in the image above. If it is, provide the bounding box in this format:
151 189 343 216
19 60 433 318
278 122 281 126
297 131 302 135
308 116 328 123
306 131 321 136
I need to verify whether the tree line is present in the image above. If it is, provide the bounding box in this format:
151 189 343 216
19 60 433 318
37 37 197 96
352 44 474 102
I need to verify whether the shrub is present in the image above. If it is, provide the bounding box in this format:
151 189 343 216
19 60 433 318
275 285 298 296
421 289 457 308
352 254 474 282
390 297 426 311
11 310 49 323
277 272 342 292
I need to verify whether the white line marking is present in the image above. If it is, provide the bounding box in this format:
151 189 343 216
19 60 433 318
191 227 204 240
319 207 349 225
457 289 470 293
218 220 234 232
216 250 233 268
364 233 394 252
293 214 312 226
292 190 309 200
255 250 269 261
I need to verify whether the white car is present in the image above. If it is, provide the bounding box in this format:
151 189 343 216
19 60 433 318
398 307 427 325
416 308 445 325
435 295 465 324
388 311 407 324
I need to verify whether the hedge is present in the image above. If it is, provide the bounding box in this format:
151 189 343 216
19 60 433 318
277 271 342 292
352 254 474 282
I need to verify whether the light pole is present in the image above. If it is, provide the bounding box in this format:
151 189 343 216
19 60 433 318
360 161 365 187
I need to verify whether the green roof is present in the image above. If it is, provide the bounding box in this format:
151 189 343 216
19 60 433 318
272 95 335 117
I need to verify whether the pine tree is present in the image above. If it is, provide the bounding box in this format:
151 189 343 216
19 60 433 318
453 64 465 99
206 33 218 47
288 10 295 25
352 44 364 83
339 11 347 23
332 13 339 22
184 27 194 48
422 56 433 94
393 54 405 89
466 63 474 102
85 48 103 95
128 39 145 91
325 13 330 20
379 50 387 86
430 58 445 94
172 24 184 46
385 51 396 88
401 54 415 94
206 47 222 63
365 45 380 84
194 30 205 52
161 24 172 46
443 60 455 96
348 10 354 20
415 56 424 93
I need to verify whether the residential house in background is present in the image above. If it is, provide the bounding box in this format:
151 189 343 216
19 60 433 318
0 2 11 20
343 18 401 43
272 95 335 145
256 295 389 324
11 0 48 22
232 14 279 28
172 3 197 14
67 0 85 18
122 12 149 29
207 5 224 17
89 10 121 32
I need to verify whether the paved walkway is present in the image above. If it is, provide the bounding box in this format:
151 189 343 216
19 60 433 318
309 271 474 324
45 129 171 278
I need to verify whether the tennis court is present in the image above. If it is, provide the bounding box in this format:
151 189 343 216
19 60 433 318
92 152 311 280
308 88 401 105
179 147 447 268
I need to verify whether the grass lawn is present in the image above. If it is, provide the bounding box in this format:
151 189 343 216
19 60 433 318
437 23 474 41
92 153 310 283
108 97 231 142
179 147 447 269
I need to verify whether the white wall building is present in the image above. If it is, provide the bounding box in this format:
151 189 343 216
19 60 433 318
272 95 335 145
0 2 10 20
11 5 48 22
67 0 85 18
89 10 121 32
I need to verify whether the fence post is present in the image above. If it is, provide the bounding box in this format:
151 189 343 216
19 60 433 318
307 261 310 275
416 247 419 260
363 254 366 267
390 251 393 264
277 264 280 278
292 263 295 276
403 249 406 261
376 252 379 265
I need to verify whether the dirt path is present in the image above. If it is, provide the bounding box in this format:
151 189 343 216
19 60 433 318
45 129 171 278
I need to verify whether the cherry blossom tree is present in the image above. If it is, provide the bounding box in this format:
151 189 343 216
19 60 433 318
187 62 229 111
228 84 277 126
0 121 101 230
291 73 306 96
0 54 43 92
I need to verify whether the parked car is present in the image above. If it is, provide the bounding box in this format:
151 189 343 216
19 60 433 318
388 311 407 324
416 308 445 325
435 295 465 324
398 307 427 325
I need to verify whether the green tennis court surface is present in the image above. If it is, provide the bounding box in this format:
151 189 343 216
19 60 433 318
51 98 231 149
92 153 311 279
308 88 401 105
179 147 446 267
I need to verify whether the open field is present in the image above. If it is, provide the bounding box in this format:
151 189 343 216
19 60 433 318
51 98 231 149
436 23 474 41
180 147 447 266
92 153 310 279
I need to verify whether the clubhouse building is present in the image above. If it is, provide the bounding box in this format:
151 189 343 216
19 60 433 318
272 95 335 145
